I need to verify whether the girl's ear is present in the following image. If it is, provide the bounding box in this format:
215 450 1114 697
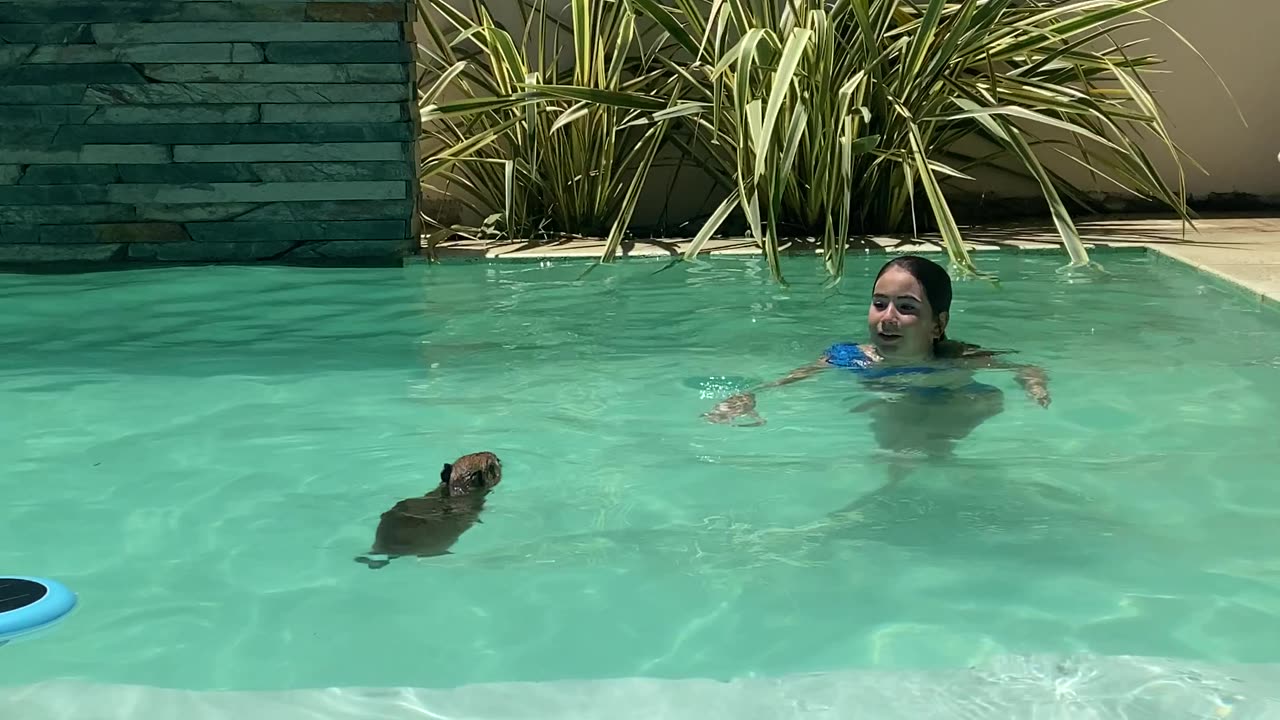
934 310 950 339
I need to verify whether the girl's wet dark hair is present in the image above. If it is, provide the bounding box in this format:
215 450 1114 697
874 255 952 342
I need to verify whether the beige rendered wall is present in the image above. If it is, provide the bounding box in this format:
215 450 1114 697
1136 0 1279 199
935 0 1280 213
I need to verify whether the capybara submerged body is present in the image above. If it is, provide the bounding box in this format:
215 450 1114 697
355 451 502 569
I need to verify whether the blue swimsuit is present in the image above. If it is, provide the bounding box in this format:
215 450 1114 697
822 343 938 379
821 342 997 399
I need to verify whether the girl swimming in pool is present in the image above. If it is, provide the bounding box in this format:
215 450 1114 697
703 255 1050 458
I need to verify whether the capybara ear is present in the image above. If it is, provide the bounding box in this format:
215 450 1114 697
440 462 453 485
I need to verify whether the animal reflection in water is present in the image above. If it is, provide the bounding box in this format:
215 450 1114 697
355 451 503 569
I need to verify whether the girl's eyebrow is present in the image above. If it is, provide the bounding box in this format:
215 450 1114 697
873 292 922 303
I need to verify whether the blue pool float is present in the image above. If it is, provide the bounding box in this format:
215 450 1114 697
0 576 77 645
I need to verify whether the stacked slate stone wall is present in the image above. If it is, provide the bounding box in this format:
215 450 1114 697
0 0 418 266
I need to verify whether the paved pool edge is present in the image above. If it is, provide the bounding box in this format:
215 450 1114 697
424 217 1280 307
3 654 1275 720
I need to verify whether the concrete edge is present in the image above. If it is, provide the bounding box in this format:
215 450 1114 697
418 237 1150 263
1147 245 1280 309
416 218 1280 310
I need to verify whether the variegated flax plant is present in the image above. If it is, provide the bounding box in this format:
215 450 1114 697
422 0 1227 283
415 0 682 260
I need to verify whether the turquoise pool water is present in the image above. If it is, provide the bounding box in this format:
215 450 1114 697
1 251 1279 695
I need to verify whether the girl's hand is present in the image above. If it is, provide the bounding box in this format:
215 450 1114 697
1026 382 1051 408
1014 366 1051 408
703 393 765 426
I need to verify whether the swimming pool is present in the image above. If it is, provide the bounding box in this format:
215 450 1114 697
2 251 1279 715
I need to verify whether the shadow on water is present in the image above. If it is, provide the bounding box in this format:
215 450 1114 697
444 453 1147 582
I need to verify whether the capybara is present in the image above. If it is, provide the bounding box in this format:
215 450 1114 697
354 451 503 569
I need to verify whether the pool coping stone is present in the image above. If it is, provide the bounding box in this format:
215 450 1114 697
421 216 1280 307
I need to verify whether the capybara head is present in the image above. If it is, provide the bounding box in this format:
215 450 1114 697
440 451 502 497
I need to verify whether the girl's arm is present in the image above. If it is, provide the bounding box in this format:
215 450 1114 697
703 358 831 426
747 359 830 392
943 343 1050 408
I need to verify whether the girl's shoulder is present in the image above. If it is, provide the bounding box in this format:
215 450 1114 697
936 339 1015 360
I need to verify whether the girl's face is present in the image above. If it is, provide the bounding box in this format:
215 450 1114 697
867 266 947 360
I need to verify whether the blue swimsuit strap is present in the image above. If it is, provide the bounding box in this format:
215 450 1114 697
822 342 938 380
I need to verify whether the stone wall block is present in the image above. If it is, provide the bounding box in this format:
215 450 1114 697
264 41 408 63
127 241 295 262
305 3 407 22
135 204 261 222
0 244 124 263
0 205 136 223
0 126 60 146
0 184 109 205
0 24 95 44
139 63 407 84
92 22 399 43
0 147 79 164
120 164 259 184
184 219 405 242
4 86 89 104
88 105 261 125
248 161 411 181
38 222 190 244
26 43 264 64
284 239 409 261
82 82 409 104
0 145 170 164
0 106 96 124
107 181 406 204
55 122 410 145
174 143 407 163
19 165 120 185
1 63 146 84
79 145 172 164
260 102 406 123
0 45 35 66
0 3 299 22
237 199 412 221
